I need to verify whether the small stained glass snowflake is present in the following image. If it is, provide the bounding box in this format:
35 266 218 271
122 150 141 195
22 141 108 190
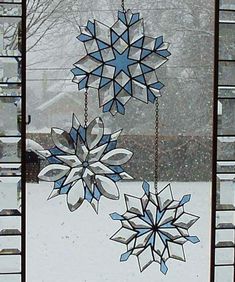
38 114 133 213
72 9 171 115
110 181 200 274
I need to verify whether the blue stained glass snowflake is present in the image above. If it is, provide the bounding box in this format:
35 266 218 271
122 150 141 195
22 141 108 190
37 114 133 213
71 9 171 115
110 181 200 274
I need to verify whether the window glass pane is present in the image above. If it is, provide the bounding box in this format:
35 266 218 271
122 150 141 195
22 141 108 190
216 211 235 228
216 229 235 247
0 97 20 136
216 174 235 210
219 24 235 60
0 236 21 255
0 177 21 215
215 266 234 282
0 255 20 273
215 248 234 265
218 99 235 135
0 216 21 235
217 137 235 160
0 58 21 83
0 137 20 162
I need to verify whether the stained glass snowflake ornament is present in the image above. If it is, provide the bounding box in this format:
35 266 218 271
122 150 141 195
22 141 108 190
71 9 171 115
110 181 200 274
37 114 133 213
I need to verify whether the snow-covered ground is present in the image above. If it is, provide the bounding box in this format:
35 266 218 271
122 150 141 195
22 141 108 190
27 181 211 282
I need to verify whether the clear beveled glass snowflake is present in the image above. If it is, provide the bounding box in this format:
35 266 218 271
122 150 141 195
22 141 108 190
72 9 171 115
110 181 200 274
37 114 133 213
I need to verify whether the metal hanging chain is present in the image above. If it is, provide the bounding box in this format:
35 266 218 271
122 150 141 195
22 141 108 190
121 0 125 11
84 90 88 127
154 99 159 194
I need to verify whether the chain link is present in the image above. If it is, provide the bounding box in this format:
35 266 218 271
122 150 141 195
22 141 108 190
154 99 159 194
84 90 88 127
121 0 125 11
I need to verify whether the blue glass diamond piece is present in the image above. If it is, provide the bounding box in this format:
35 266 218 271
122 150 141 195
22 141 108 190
110 212 124 221
55 177 66 189
60 184 71 194
122 30 129 44
90 51 102 61
100 77 111 88
132 37 144 48
85 188 93 202
141 49 152 59
179 194 191 206
118 11 127 24
116 100 125 115
71 67 86 76
130 13 140 25
141 63 154 74
124 80 132 94
87 20 95 35
103 100 113 113
110 165 124 173
133 74 145 84
156 50 171 58
105 141 117 152
107 174 122 182
142 180 150 195
114 82 122 95
111 30 119 45
120 250 132 262
97 40 110 50
48 156 62 164
186 236 200 244
136 228 151 237
161 222 173 228
150 81 164 90
94 186 102 200
141 212 152 225
156 210 165 223
159 232 169 244
147 89 157 103
147 233 155 247
78 77 88 90
155 36 163 49
160 260 168 275
99 134 111 145
70 128 78 143
77 33 92 42
49 147 64 156
78 126 86 141
92 65 103 76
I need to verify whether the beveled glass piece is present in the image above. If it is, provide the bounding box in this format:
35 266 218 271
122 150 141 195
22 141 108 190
0 255 21 273
216 229 234 247
0 83 21 96
125 195 143 215
217 161 235 173
215 248 234 265
0 18 21 56
137 246 154 272
157 184 173 211
101 148 133 165
0 4 21 16
0 274 21 282
0 97 20 136
86 117 103 149
219 23 235 60
218 99 235 135
216 174 235 210
67 179 84 212
215 266 234 282
216 211 235 228
0 137 20 162
0 58 21 83
95 175 119 200
168 241 185 261
94 21 111 45
0 164 21 176
217 137 235 161
38 164 70 182
0 217 21 235
218 86 235 98
219 61 235 86
0 177 21 215
51 128 75 154
0 236 21 255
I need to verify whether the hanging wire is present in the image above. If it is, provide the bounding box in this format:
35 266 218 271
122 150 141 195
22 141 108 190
121 0 125 11
154 99 159 194
84 90 88 127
